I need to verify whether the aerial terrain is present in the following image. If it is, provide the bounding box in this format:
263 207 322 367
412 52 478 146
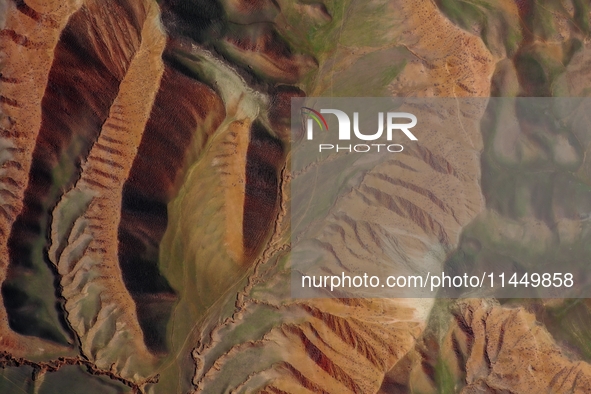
0 0 591 393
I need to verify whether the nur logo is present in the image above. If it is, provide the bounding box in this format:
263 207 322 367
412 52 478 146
301 107 418 153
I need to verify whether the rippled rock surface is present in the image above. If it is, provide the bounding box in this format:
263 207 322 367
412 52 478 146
0 0 590 393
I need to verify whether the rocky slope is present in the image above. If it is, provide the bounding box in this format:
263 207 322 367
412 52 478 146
0 0 590 393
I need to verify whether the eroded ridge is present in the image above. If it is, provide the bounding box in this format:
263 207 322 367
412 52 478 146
0 0 86 355
382 299 591 393
46 0 169 381
188 0 495 392
4 0 590 392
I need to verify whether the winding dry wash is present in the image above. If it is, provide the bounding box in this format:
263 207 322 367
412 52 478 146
1 0 591 393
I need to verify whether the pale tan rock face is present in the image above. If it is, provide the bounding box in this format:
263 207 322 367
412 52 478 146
458 300 591 393
386 299 591 393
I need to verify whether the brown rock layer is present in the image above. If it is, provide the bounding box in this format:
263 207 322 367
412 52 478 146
268 85 306 140
243 120 284 258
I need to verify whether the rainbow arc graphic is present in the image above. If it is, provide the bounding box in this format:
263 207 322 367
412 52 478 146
301 107 328 138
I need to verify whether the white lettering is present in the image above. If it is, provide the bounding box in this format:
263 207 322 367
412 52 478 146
387 144 404 152
321 109 351 140
387 112 418 140
353 112 383 140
